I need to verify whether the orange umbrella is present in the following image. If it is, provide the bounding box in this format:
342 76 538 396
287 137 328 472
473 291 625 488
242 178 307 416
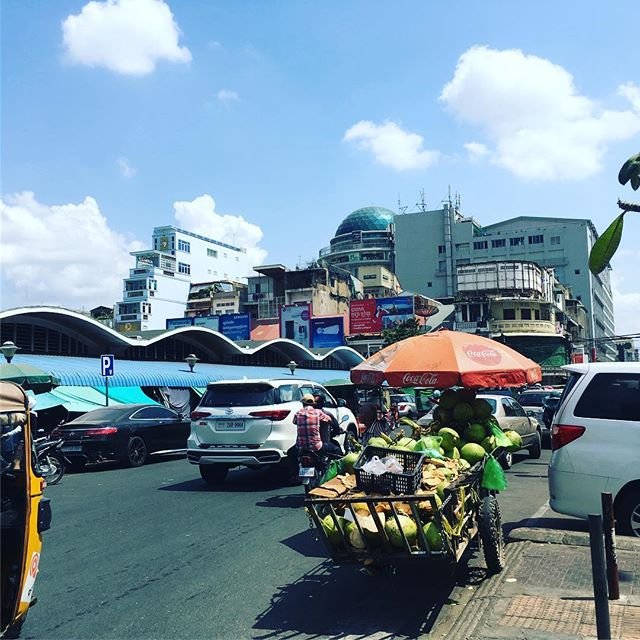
350 330 542 389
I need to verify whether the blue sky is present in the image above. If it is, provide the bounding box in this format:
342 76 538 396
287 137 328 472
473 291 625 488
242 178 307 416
1 0 639 333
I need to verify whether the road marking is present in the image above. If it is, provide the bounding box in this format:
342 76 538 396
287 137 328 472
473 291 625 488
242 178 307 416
525 500 550 525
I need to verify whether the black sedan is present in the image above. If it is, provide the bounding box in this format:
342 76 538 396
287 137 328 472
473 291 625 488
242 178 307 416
51 404 190 469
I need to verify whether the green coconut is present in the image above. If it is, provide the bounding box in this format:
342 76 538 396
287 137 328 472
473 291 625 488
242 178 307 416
453 402 474 422
384 514 418 549
438 389 459 410
422 521 444 551
464 423 487 443
438 427 461 451
460 442 486 466
367 436 388 449
480 435 498 453
471 398 493 420
444 446 460 460
504 430 523 451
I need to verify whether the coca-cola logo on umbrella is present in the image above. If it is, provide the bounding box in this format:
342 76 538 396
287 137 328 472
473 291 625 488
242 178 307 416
464 344 502 365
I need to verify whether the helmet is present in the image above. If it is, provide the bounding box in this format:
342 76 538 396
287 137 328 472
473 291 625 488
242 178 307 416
301 394 315 405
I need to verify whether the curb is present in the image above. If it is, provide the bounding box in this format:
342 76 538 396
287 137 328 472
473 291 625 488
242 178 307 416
508 526 640 551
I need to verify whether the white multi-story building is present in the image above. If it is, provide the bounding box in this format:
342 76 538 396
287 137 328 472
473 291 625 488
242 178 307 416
114 226 252 333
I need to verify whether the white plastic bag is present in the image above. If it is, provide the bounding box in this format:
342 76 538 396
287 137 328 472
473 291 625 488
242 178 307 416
361 455 388 476
381 455 404 474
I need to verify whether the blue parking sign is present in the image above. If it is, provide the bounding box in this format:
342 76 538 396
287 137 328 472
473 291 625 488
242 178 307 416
101 354 114 377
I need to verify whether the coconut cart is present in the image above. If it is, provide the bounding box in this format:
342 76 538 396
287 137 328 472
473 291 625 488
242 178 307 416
304 330 542 573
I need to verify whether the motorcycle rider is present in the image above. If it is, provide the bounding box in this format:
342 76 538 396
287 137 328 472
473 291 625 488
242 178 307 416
313 394 345 452
294 394 342 457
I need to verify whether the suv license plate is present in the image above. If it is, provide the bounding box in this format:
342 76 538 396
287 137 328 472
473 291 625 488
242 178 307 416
299 466 315 477
62 445 82 452
216 420 245 432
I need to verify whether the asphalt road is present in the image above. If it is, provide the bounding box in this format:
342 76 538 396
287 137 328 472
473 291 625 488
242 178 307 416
23 448 572 640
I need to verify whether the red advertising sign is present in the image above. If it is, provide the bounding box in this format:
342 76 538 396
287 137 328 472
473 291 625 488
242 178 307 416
349 299 380 333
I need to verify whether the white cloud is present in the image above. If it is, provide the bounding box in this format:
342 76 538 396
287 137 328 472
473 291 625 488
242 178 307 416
216 89 239 103
440 46 640 180
0 192 143 310
464 142 489 162
62 0 191 76
117 157 137 178
172 194 267 272
343 120 440 171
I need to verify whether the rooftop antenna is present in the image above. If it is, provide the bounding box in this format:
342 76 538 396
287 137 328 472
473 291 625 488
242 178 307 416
397 195 408 215
415 189 428 212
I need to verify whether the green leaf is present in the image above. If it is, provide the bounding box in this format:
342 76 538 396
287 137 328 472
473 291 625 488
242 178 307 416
631 172 640 191
589 213 625 275
618 153 640 186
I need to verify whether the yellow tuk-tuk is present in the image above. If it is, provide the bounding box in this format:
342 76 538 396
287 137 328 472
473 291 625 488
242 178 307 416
1 381 51 638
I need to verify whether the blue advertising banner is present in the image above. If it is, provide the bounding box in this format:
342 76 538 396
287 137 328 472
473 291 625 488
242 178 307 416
166 317 194 330
311 317 344 348
219 313 251 340
193 316 220 331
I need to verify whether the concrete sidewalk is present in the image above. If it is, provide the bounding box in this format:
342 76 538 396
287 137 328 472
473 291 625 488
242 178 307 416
441 527 640 640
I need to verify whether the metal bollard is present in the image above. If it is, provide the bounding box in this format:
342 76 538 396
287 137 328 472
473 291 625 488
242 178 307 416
588 513 611 639
601 492 620 600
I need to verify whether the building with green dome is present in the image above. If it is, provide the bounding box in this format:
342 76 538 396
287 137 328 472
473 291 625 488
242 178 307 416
319 206 401 297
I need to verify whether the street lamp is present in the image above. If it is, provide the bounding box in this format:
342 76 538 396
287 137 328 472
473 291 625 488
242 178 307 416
0 341 19 364
287 360 297 376
185 353 199 373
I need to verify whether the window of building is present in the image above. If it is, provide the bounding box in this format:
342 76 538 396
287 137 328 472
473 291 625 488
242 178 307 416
438 245 446 254
473 240 488 250
362 274 377 280
551 236 561 245
574 269 581 275
382 274 389 280
492 238 506 248
207 248 218 258
254 283 261 294
528 234 543 245
427 281 432 287
503 309 516 320
541 307 551 321
521 308 532 320
534 309 540 320
455 258 471 265
438 260 446 271
178 239 191 253
510 237 524 247
178 262 191 275
455 243 469 251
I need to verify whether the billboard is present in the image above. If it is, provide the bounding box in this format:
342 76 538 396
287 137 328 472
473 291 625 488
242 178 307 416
349 296 414 334
310 317 345 349
280 302 311 347
193 316 220 331
219 313 251 341
166 317 194 330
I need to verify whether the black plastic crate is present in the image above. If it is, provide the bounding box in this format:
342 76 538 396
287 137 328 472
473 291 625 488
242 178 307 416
353 445 425 495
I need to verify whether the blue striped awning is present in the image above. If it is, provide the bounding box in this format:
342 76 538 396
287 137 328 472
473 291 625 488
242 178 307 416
16 355 352 388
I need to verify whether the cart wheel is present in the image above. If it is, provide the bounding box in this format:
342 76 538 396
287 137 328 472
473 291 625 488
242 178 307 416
479 495 505 574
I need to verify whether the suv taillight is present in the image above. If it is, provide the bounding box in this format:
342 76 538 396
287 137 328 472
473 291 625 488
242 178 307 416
249 410 290 421
191 411 209 420
551 424 585 450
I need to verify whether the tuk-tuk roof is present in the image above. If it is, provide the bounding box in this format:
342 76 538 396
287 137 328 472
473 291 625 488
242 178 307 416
0 381 28 413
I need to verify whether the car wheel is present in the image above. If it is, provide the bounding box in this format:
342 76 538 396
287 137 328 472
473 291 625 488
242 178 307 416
126 436 148 467
615 488 640 537
199 464 229 485
529 431 542 459
499 450 513 470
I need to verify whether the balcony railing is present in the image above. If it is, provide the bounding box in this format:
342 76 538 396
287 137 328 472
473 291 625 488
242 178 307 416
490 320 558 335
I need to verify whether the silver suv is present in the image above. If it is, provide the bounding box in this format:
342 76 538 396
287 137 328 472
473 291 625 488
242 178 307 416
187 379 357 484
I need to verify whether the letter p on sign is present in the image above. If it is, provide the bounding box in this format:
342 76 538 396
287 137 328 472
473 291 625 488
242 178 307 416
101 354 114 377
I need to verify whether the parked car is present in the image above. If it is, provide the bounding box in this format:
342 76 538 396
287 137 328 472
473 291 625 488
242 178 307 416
548 363 640 536
51 404 190 469
517 389 552 427
418 393 542 468
389 393 418 418
542 392 562 430
187 379 358 485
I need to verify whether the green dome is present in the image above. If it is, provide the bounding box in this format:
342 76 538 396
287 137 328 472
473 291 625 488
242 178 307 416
335 206 395 236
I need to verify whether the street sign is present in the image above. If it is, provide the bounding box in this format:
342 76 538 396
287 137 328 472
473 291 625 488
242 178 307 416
100 354 114 377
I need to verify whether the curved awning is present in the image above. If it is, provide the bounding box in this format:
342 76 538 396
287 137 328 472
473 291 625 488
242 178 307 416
16 355 352 388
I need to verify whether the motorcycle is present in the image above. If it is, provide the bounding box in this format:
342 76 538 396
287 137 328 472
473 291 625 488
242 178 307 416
34 431 66 486
298 415 350 493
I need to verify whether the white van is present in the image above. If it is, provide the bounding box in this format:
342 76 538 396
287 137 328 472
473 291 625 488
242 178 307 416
187 379 357 485
548 363 640 536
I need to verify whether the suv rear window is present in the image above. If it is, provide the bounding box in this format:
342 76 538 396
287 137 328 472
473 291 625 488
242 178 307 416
518 392 547 406
574 373 640 421
200 384 276 407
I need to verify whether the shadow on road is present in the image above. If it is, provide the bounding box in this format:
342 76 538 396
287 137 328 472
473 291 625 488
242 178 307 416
256 494 306 510
158 466 296 493
504 515 587 537
253 544 494 639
